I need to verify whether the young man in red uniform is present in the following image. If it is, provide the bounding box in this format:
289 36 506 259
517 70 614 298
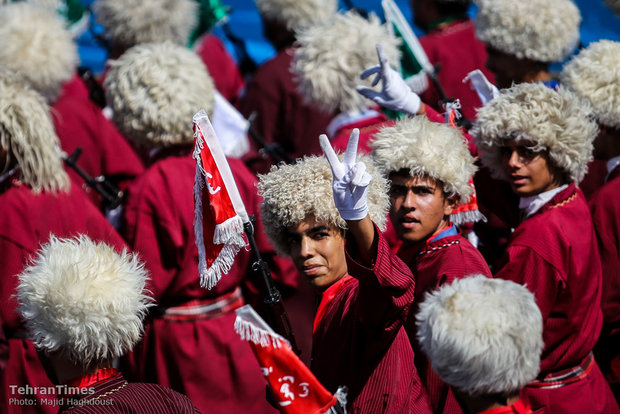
0 3 144 211
370 116 491 413
472 82 620 413
238 0 337 174
104 41 297 414
0 73 127 414
292 11 402 155
16 235 200 413
258 132 432 413
417 276 544 414
561 40 620 399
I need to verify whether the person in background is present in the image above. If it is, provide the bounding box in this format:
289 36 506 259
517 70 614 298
417 276 544 414
238 0 337 175
16 235 200 413
0 71 127 414
370 116 491 413
561 39 620 401
472 82 619 413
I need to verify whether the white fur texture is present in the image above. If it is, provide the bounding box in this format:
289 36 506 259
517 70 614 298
255 0 338 32
258 155 389 254
93 0 197 51
292 11 400 114
474 0 581 63
0 70 69 193
104 42 215 149
471 83 597 184
606 0 620 16
17 235 152 368
371 116 476 203
0 2 78 102
561 40 620 130
416 275 543 397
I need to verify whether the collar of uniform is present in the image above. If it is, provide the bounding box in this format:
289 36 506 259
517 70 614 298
606 156 620 181
326 108 381 139
518 184 568 219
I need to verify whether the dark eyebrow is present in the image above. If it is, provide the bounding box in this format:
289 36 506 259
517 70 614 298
306 225 331 235
391 183 437 192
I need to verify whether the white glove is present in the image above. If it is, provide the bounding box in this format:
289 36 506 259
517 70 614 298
463 69 499 106
356 43 422 115
319 129 372 221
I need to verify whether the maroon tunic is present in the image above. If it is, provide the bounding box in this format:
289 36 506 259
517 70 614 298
0 183 127 414
494 184 618 413
419 19 495 121
311 229 432 413
194 33 245 104
52 75 144 206
330 111 394 155
238 47 334 174
398 232 492 414
59 371 200 413
122 151 297 414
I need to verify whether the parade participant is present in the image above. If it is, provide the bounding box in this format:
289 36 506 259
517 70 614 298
472 82 619 413
606 0 620 16
16 236 200 413
0 71 127 414
238 0 337 174
411 0 495 120
104 41 296 414
371 116 491 413
292 11 401 154
258 131 433 413
474 0 580 90
561 40 620 399
417 276 544 414
0 2 144 209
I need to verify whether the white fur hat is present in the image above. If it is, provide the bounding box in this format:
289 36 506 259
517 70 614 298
292 11 400 114
416 275 543 397
17 235 152 368
0 2 78 102
605 0 620 16
471 82 597 184
0 70 69 194
561 40 620 130
255 0 338 33
93 0 197 51
371 116 476 203
258 155 389 254
474 0 581 63
104 42 215 149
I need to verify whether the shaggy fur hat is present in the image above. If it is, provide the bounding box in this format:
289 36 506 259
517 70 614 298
0 2 78 102
471 82 597 184
371 116 476 203
605 0 620 16
255 0 338 33
292 11 400 114
0 70 70 193
258 155 389 254
17 235 152 368
474 0 581 63
104 42 215 149
93 0 197 51
416 275 543 397
561 40 620 130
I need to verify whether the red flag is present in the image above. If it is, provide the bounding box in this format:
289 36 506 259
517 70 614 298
193 109 249 289
234 305 347 414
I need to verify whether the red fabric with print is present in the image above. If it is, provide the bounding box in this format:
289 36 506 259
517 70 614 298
311 229 432 413
195 34 244 104
0 183 127 414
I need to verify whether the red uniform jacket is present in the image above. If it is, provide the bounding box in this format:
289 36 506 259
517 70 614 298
0 182 127 414
122 151 297 414
238 47 334 174
398 232 492 414
195 33 245 104
419 19 495 121
311 229 432 413
52 75 144 206
494 184 618 413
330 111 394 155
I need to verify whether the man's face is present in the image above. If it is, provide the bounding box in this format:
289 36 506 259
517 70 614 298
286 218 347 293
389 174 454 246
499 140 560 197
